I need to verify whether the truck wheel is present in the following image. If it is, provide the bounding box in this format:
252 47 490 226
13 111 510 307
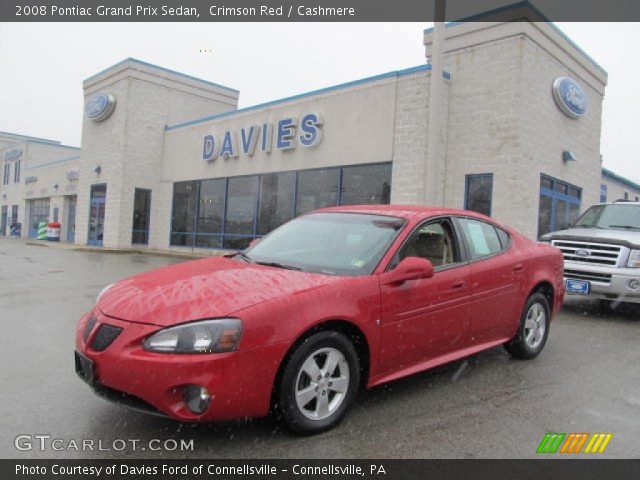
504 292 550 359
275 331 360 435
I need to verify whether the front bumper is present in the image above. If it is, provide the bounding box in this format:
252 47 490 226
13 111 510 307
75 310 289 422
564 262 640 304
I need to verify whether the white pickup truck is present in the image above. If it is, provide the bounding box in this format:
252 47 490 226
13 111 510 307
540 201 640 304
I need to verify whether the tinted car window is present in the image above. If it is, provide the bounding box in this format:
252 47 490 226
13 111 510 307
458 218 504 260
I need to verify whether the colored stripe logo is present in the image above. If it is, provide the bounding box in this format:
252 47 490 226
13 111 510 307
537 433 612 454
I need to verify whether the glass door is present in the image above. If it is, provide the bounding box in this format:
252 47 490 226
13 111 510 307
88 184 106 246
0 206 7 236
66 195 77 243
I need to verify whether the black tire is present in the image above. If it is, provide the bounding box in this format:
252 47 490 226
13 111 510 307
275 331 360 435
504 292 551 360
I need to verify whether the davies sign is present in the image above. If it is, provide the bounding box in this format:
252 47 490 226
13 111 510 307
202 113 323 161
552 77 588 119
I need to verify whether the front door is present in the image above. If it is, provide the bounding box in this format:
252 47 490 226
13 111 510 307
379 217 472 375
0 206 7 236
28 199 50 238
88 185 106 246
66 196 77 243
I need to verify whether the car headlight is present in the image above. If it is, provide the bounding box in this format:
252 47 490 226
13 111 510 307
628 250 640 268
143 318 242 354
96 283 114 303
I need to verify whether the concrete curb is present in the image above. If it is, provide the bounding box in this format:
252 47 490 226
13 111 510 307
19 239 225 260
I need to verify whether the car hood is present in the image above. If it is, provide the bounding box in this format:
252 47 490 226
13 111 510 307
97 256 341 326
543 228 640 248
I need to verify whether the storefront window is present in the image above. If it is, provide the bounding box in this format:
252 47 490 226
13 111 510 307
464 174 493 217
223 176 259 249
196 179 226 248
170 181 197 246
340 164 392 206
258 172 295 235
169 162 392 250
538 175 581 238
132 188 151 245
296 168 339 216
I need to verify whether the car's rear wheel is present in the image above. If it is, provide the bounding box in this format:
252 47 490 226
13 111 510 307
276 331 359 435
504 292 550 359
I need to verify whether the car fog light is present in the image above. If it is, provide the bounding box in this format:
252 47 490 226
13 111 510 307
628 279 640 290
183 385 211 414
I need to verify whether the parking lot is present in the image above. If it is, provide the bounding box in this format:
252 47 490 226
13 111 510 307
1 239 638 459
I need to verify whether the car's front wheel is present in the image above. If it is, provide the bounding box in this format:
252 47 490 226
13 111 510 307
504 292 550 359
276 331 360 435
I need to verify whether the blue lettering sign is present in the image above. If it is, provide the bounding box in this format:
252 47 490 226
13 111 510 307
277 118 297 150
202 113 323 161
220 131 238 159
299 113 323 147
240 125 259 156
202 134 218 161
261 123 272 153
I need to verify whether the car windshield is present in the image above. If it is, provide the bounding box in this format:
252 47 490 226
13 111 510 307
574 204 640 231
242 212 406 276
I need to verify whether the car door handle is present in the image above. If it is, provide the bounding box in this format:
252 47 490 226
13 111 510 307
451 281 466 290
513 264 524 272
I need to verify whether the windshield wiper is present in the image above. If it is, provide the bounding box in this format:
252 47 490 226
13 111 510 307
234 252 254 263
609 225 640 231
255 261 302 271
574 224 605 229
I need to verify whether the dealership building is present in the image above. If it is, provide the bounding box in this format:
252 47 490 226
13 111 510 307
2 14 640 251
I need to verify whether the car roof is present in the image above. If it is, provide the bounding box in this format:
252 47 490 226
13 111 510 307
315 204 486 220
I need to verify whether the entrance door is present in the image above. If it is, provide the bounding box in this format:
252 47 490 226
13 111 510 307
0 206 7 236
66 196 77 243
28 199 50 238
88 184 106 246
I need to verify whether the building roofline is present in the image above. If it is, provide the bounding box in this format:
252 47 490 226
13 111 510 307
84 57 240 94
0 131 61 145
423 1 607 76
602 168 640 192
25 155 81 171
166 64 449 132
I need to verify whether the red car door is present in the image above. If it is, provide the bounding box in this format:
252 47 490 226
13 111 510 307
455 217 521 346
378 217 472 375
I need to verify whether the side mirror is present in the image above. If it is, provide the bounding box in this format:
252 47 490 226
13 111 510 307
380 257 434 285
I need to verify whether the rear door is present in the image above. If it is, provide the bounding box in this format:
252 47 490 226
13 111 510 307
454 217 522 346
379 217 472 374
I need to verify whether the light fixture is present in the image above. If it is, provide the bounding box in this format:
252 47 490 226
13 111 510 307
562 151 577 162
93 165 102 174
52 183 59 189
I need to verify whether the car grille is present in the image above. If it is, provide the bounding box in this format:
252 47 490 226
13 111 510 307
91 324 123 352
83 315 97 342
552 240 622 267
564 269 612 285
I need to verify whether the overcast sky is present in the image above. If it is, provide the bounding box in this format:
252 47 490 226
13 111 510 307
0 22 637 183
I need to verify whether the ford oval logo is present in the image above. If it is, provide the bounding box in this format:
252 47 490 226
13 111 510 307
85 92 116 122
553 77 588 119
575 249 591 257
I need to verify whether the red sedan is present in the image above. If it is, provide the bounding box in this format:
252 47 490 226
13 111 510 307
75 205 564 434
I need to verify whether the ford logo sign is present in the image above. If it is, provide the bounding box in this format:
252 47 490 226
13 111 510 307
85 92 116 122
575 249 591 257
552 77 588 119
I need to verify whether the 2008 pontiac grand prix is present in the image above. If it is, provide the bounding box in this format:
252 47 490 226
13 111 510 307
75 205 564 434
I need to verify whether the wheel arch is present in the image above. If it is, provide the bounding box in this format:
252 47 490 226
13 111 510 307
271 319 372 408
529 280 555 314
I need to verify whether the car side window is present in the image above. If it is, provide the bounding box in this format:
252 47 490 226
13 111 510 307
458 218 505 260
397 218 460 268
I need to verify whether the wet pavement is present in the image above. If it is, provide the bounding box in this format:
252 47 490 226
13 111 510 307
1 239 639 459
